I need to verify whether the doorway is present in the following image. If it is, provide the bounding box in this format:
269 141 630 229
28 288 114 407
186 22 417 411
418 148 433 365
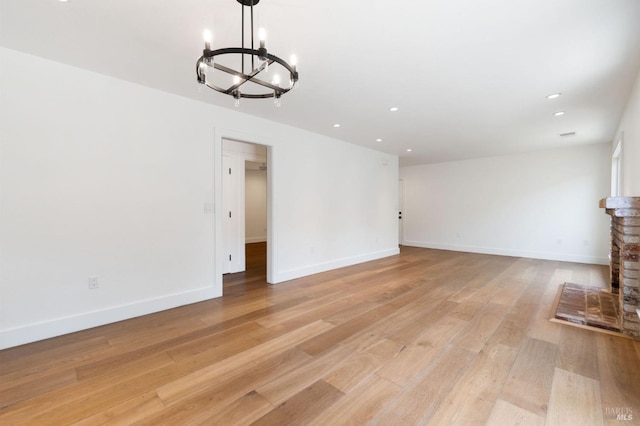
243 160 268 280
221 139 268 292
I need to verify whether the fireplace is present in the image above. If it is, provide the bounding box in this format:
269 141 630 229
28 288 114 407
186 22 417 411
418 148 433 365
600 197 640 337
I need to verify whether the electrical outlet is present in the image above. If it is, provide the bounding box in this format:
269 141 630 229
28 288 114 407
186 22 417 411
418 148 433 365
88 275 99 289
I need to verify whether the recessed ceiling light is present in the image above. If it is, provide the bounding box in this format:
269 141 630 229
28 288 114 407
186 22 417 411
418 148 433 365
406 148 412 152
333 124 340 128
554 111 566 116
376 138 383 142
389 107 399 112
546 93 562 99
559 131 576 137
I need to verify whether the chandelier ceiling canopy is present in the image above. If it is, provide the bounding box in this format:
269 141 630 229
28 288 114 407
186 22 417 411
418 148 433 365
196 0 299 107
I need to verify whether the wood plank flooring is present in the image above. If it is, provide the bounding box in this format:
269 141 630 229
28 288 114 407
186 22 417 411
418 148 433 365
1 244 640 425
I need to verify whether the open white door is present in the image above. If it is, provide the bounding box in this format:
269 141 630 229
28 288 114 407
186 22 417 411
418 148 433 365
222 153 246 273
222 154 233 273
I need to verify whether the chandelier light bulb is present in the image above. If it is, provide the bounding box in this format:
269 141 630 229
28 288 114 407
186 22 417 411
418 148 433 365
233 75 241 85
259 28 267 48
272 74 281 86
198 62 207 83
290 55 298 88
233 88 241 107
203 29 212 50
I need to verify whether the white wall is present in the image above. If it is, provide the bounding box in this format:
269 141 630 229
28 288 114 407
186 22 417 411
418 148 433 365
400 144 611 264
0 48 399 349
614 67 640 195
246 168 267 243
270 135 398 282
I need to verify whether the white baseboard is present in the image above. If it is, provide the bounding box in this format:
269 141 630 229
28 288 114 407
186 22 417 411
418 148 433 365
246 237 267 244
402 240 609 265
0 286 221 350
273 247 400 284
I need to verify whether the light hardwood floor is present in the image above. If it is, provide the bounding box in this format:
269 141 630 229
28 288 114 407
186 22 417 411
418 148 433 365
1 244 639 425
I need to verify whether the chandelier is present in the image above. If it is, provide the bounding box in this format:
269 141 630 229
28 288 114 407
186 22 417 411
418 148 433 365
196 0 299 107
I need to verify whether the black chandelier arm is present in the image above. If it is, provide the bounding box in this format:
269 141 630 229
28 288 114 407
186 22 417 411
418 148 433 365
211 60 283 94
203 81 272 98
197 59 284 99
203 47 299 82
204 80 279 99
196 47 298 100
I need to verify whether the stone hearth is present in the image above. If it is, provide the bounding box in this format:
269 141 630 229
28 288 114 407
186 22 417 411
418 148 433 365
600 197 640 337
554 283 620 332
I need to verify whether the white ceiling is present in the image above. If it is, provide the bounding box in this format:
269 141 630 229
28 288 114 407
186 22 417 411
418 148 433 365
2 0 639 165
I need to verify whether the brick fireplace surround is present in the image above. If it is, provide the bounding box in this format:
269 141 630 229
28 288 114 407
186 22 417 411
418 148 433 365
600 197 640 337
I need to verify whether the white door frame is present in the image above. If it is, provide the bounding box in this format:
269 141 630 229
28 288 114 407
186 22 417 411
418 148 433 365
213 127 275 295
398 178 404 245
